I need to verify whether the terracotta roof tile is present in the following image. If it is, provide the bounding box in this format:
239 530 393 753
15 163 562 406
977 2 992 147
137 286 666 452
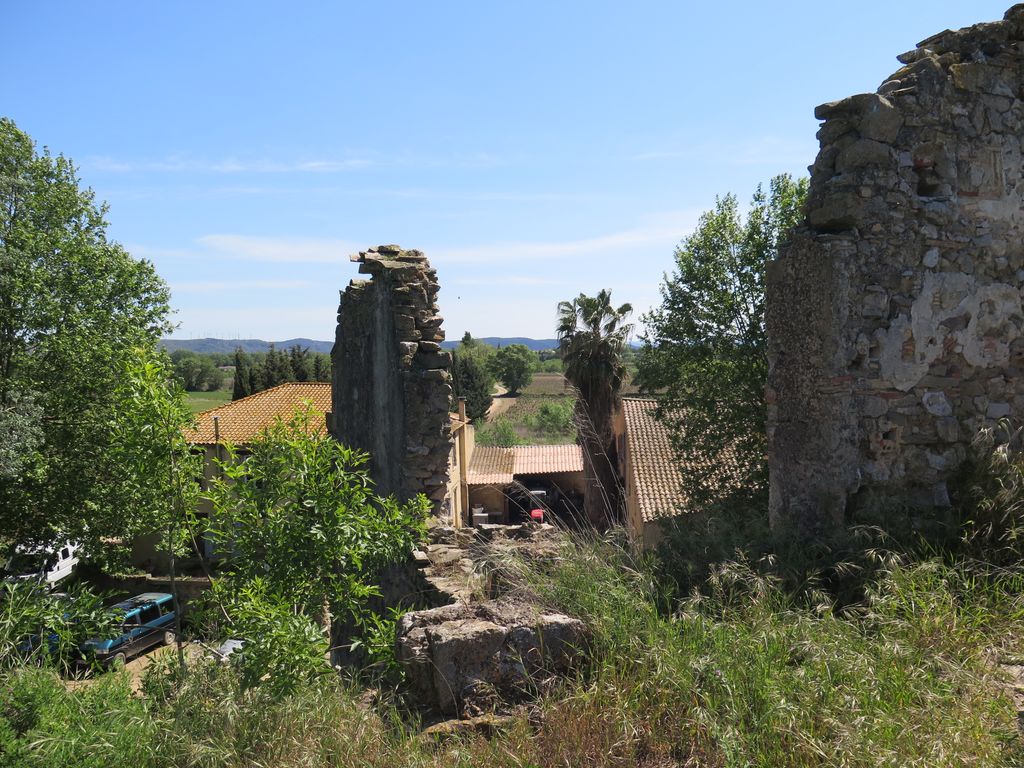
618 399 741 528
512 444 583 475
466 446 515 485
620 398 685 523
186 383 332 445
467 444 583 485
621 398 743 523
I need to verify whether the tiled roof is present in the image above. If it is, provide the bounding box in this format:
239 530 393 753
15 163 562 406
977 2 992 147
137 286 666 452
620 398 684 522
186 383 332 445
512 444 583 475
466 446 515 484
620 398 742 523
467 444 583 485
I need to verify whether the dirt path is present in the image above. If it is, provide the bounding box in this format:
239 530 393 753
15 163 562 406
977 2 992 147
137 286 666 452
66 642 201 694
487 385 517 420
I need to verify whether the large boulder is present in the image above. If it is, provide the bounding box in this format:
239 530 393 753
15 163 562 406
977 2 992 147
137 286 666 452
395 600 586 716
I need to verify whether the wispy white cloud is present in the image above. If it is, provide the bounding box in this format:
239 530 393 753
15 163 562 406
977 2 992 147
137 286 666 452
126 244 203 262
430 209 700 264
129 236 370 265
141 185 596 204
134 207 695 340
85 149 510 175
171 279 314 293
169 305 338 341
86 155 196 173
84 154 374 174
452 190 603 203
196 235 364 264
208 158 372 173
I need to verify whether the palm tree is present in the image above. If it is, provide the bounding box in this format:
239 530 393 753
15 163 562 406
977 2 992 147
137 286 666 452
557 290 633 526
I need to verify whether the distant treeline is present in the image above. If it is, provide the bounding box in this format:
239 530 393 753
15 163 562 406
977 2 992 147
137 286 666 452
168 346 331 398
232 345 332 400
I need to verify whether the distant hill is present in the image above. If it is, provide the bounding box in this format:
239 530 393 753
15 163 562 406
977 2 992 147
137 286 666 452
439 337 559 351
160 336 565 355
160 338 334 354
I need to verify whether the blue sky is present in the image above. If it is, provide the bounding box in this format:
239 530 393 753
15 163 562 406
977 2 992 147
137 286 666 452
1 1 1011 341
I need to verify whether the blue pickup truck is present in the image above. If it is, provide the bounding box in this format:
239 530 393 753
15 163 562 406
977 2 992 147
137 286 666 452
80 592 176 668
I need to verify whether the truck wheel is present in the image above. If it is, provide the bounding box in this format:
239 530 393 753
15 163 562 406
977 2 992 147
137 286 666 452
109 652 127 670
163 631 176 646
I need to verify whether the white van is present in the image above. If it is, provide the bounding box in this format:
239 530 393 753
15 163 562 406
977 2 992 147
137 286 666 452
4 542 81 588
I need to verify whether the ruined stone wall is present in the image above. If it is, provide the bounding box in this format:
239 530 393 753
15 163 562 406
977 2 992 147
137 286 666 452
767 6 1024 536
330 245 452 508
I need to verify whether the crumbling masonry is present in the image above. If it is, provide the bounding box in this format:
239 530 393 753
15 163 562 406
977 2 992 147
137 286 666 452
330 245 452 508
767 6 1024 535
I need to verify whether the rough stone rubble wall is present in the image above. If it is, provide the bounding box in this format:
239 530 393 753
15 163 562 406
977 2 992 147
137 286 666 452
330 245 452 508
767 6 1024 535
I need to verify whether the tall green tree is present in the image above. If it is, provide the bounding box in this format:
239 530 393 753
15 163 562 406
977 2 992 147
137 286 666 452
451 350 493 422
248 359 264 395
0 391 41 482
288 345 313 382
232 348 253 400
170 350 224 392
312 352 331 382
0 118 171 549
457 331 496 371
557 290 633 526
490 343 535 395
636 174 808 512
262 344 294 389
108 347 202 666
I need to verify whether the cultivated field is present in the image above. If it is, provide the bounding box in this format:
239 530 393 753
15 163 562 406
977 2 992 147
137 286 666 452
185 389 232 412
523 372 572 395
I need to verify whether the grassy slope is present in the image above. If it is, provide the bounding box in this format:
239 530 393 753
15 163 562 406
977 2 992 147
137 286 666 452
2 538 1021 767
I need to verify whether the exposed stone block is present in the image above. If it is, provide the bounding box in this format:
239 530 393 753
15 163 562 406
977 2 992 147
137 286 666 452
396 601 586 716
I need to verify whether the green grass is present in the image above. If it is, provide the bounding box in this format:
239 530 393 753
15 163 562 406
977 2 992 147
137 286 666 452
2 538 1021 767
477 394 577 445
521 542 1024 767
185 389 232 412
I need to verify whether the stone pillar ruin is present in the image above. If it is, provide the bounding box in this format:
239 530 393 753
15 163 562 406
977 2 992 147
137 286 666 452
330 245 453 509
766 6 1024 537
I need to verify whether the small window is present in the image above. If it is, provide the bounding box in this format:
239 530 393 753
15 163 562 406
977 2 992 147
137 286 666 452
60 548 70 560
139 605 160 624
122 613 141 628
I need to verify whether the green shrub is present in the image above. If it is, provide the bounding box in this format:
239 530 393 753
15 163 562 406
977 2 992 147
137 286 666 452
0 539 1020 766
0 668 155 768
0 582 114 673
527 398 575 437
475 416 523 447
203 578 329 698
202 406 429 697
352 607 407 682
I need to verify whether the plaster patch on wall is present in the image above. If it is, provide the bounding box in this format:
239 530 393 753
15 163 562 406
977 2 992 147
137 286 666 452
876 273 1021 391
